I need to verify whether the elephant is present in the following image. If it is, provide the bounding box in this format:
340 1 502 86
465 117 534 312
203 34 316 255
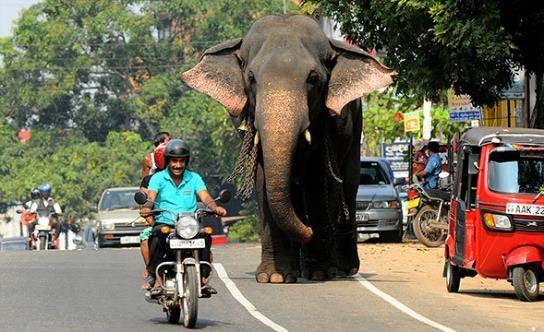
182 15 394 283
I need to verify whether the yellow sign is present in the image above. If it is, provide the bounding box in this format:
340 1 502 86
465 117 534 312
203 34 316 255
404 111 420 132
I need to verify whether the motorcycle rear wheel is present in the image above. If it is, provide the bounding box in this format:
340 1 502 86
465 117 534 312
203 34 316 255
413 205 447 248
182 265 198 328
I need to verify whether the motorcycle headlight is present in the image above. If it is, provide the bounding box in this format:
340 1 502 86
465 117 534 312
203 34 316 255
176 216 199 239
483 213 512 231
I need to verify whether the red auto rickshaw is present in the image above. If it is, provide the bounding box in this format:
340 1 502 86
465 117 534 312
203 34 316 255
445 127 544 301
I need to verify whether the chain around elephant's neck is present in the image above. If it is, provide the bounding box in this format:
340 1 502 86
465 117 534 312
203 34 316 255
227 116 258 202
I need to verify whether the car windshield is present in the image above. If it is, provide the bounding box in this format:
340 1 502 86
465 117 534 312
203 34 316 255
360 161 390 185
99 189 139 211
488 150 544 194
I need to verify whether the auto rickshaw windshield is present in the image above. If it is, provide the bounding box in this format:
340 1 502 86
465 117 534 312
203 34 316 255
488 149 544 194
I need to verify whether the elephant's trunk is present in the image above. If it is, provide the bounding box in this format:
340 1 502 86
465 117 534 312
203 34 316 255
256 88 313 243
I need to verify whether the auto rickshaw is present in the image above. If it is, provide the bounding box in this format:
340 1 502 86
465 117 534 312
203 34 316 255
445 127 544 301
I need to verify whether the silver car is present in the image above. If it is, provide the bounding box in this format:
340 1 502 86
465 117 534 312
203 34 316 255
95 187 146 248
356 158 405 242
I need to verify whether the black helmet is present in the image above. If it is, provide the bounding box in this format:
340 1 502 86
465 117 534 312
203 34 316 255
30 188 40 200
164 139 190 164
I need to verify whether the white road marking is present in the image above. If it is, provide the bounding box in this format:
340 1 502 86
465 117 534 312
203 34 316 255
213 263 289 332
354 273 456 332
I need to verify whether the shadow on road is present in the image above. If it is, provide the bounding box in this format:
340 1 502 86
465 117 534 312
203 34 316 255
458 289 541 301
149 317 231 329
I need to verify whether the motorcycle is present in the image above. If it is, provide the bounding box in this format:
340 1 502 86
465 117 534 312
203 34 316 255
134 190 231 328
32 211 58 251
405 173 451 247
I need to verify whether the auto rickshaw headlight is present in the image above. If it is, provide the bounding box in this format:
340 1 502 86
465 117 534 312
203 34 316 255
483 213 512 230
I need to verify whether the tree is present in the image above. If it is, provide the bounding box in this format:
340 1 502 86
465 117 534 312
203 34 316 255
310 0 544 127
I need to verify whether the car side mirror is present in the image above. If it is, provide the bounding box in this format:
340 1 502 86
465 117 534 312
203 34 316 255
134 191 148 205
216 190 231 204
393 177 406 186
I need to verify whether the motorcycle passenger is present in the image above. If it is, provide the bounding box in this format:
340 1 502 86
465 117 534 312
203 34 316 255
141 131 171 178
416 141 442 190
139 142 167 289
140 139 227 297
22 188 41 246
30 183 63 241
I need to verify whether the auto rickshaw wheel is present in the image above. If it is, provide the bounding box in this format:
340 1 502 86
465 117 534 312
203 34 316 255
512 266 540 302
413 205 447 248
445 261 461 293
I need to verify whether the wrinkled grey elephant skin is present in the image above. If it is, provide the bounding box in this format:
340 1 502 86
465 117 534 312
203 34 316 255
182 15 394 283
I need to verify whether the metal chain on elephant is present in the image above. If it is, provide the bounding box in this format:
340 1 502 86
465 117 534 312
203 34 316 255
226 117 258 202
324 129 350 224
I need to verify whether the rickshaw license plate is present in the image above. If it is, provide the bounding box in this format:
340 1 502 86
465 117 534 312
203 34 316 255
356 212 369 221
506 203 544 216
170 238 205 249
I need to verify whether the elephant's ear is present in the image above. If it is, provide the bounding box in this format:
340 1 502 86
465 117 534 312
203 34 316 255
181 38 246 117
326 39 395 116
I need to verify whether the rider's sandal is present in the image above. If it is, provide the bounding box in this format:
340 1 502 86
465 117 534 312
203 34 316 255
150 286 163 298
201 285 217 298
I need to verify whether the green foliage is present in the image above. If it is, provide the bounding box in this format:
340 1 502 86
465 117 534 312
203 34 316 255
311 0 516 106
0 0 302 240
363 89 468 155
227 202 260 242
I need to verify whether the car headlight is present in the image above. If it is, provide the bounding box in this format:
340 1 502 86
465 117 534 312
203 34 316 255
370 201 399 209
176 216 199 239
101 222 115 231
483 213 512 230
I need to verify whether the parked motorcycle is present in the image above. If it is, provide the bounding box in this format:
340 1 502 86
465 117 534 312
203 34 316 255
405 173 451 247
134 190 230 328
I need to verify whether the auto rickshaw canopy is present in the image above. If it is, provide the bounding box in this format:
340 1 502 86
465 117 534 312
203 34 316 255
460 127 544 147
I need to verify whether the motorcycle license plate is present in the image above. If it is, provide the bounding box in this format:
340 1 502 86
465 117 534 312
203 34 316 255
35 225 51 231
356 212 369 222
170 238 205 249
120 236 140 244
407 198 420 209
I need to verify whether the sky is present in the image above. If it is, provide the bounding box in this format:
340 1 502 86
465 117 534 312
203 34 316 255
0 0 41 38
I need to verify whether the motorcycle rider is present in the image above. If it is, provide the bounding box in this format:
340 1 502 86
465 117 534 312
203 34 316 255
416 141 442 190
139 139 226 297
30 183 63 243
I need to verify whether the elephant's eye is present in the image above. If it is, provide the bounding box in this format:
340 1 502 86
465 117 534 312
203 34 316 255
248 71 256 84
306 71 320 85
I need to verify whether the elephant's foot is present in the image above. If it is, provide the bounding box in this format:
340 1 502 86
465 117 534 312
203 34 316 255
301 267 336 281
337 267 359 278
256 262 298 284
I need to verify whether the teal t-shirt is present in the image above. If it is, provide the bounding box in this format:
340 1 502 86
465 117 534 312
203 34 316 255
148 169 207 225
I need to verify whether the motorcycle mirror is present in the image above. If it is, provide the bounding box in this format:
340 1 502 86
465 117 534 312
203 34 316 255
393 177 406 186
216 189 231 204
439 171 450 179
134 191 148 205
15 209 23 214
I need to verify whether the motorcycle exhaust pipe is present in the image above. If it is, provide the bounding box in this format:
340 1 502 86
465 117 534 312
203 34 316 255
144 291 159 304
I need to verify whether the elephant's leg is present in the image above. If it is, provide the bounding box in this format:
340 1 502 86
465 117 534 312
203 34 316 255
255 161 299 283
335 118 361 277
300 155 336 281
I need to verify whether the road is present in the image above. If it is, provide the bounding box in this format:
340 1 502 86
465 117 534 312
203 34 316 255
0 243 542 332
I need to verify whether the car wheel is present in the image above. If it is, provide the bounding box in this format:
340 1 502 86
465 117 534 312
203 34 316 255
381 228 403 243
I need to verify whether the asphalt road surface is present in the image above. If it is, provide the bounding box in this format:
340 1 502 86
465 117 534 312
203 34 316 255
0 244 542 331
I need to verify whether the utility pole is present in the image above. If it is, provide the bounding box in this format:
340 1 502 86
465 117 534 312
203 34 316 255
283 0 287 14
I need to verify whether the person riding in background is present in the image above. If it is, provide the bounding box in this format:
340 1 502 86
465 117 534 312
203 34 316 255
139 142 167 289
416 141 442 189
30 183 63 240
141 131 171 178
22 188 41 246
139 139 227 297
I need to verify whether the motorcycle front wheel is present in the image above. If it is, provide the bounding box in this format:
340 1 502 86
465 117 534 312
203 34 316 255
39 236 47 250
182 265 198 328
413 205 447 247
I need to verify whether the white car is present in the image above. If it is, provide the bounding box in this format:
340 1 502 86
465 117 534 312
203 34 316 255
95 187 146 248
